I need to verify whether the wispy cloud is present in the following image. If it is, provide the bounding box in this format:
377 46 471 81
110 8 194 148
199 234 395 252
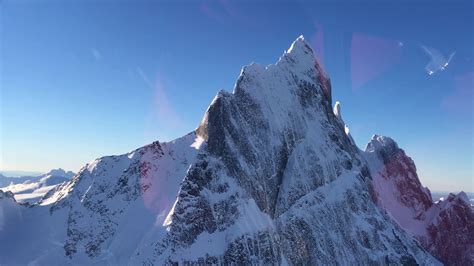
91 48 102 61
136 67 152 87
136 67 184 141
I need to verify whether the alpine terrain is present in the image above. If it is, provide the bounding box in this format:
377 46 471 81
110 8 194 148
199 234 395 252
365 135 473 265
0 36 471 265
0 169 75 204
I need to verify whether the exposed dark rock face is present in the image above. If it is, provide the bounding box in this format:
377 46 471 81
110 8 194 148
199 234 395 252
425 193 474 265
0 190 15 200
138 37 438 264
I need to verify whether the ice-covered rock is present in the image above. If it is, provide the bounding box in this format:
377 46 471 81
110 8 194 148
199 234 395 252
333 101 355 145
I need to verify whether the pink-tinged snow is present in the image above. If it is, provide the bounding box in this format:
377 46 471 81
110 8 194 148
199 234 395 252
136 155 278 263
364 136 473 265
364 144 432 237
79 132 201 264
0 133 203 265
369 164 430 236
138 134 200 215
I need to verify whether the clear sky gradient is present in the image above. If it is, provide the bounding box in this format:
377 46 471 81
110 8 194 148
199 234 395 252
1 0 473 192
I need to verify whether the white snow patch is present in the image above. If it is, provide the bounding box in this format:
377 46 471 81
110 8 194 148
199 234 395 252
163 198 178 227
190 135 205 150
333 101 341 118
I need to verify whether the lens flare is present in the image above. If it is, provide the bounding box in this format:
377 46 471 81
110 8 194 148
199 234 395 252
350 33 402 90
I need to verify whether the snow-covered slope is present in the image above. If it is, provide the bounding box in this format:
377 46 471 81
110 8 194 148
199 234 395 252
0 36 444 265
0 169 75 203
365 135 474 265
0 133 201 265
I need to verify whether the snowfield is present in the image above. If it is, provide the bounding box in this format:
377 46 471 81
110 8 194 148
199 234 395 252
0 169 74 204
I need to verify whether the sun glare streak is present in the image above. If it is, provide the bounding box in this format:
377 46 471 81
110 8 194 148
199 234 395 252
310 22 325 67
136 67 185 141
350 33 402 90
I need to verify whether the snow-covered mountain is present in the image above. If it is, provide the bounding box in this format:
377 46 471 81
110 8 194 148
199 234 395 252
432 191 474 209
0 173 43 187
364 135 474 265
0 36 468 265
0 169 75 203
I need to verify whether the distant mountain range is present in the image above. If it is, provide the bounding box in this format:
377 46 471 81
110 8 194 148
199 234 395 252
0 170 43 178
0 169 75 203
432 191 474 203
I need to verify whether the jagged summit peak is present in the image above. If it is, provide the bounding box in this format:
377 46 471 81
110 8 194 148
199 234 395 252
446 191 470 205
196 37 334 141
286 35 313 55
457 191 469 202
45 168 75 179
279 35 320 74
229 36 330 98
236 35 318 80
284 35 328 78
46 168 66 176
365 135 399 154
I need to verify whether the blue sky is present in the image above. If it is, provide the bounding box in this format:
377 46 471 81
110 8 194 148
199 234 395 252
1 0 472 192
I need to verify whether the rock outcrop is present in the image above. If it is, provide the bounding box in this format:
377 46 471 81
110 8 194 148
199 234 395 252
365 135 474 265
